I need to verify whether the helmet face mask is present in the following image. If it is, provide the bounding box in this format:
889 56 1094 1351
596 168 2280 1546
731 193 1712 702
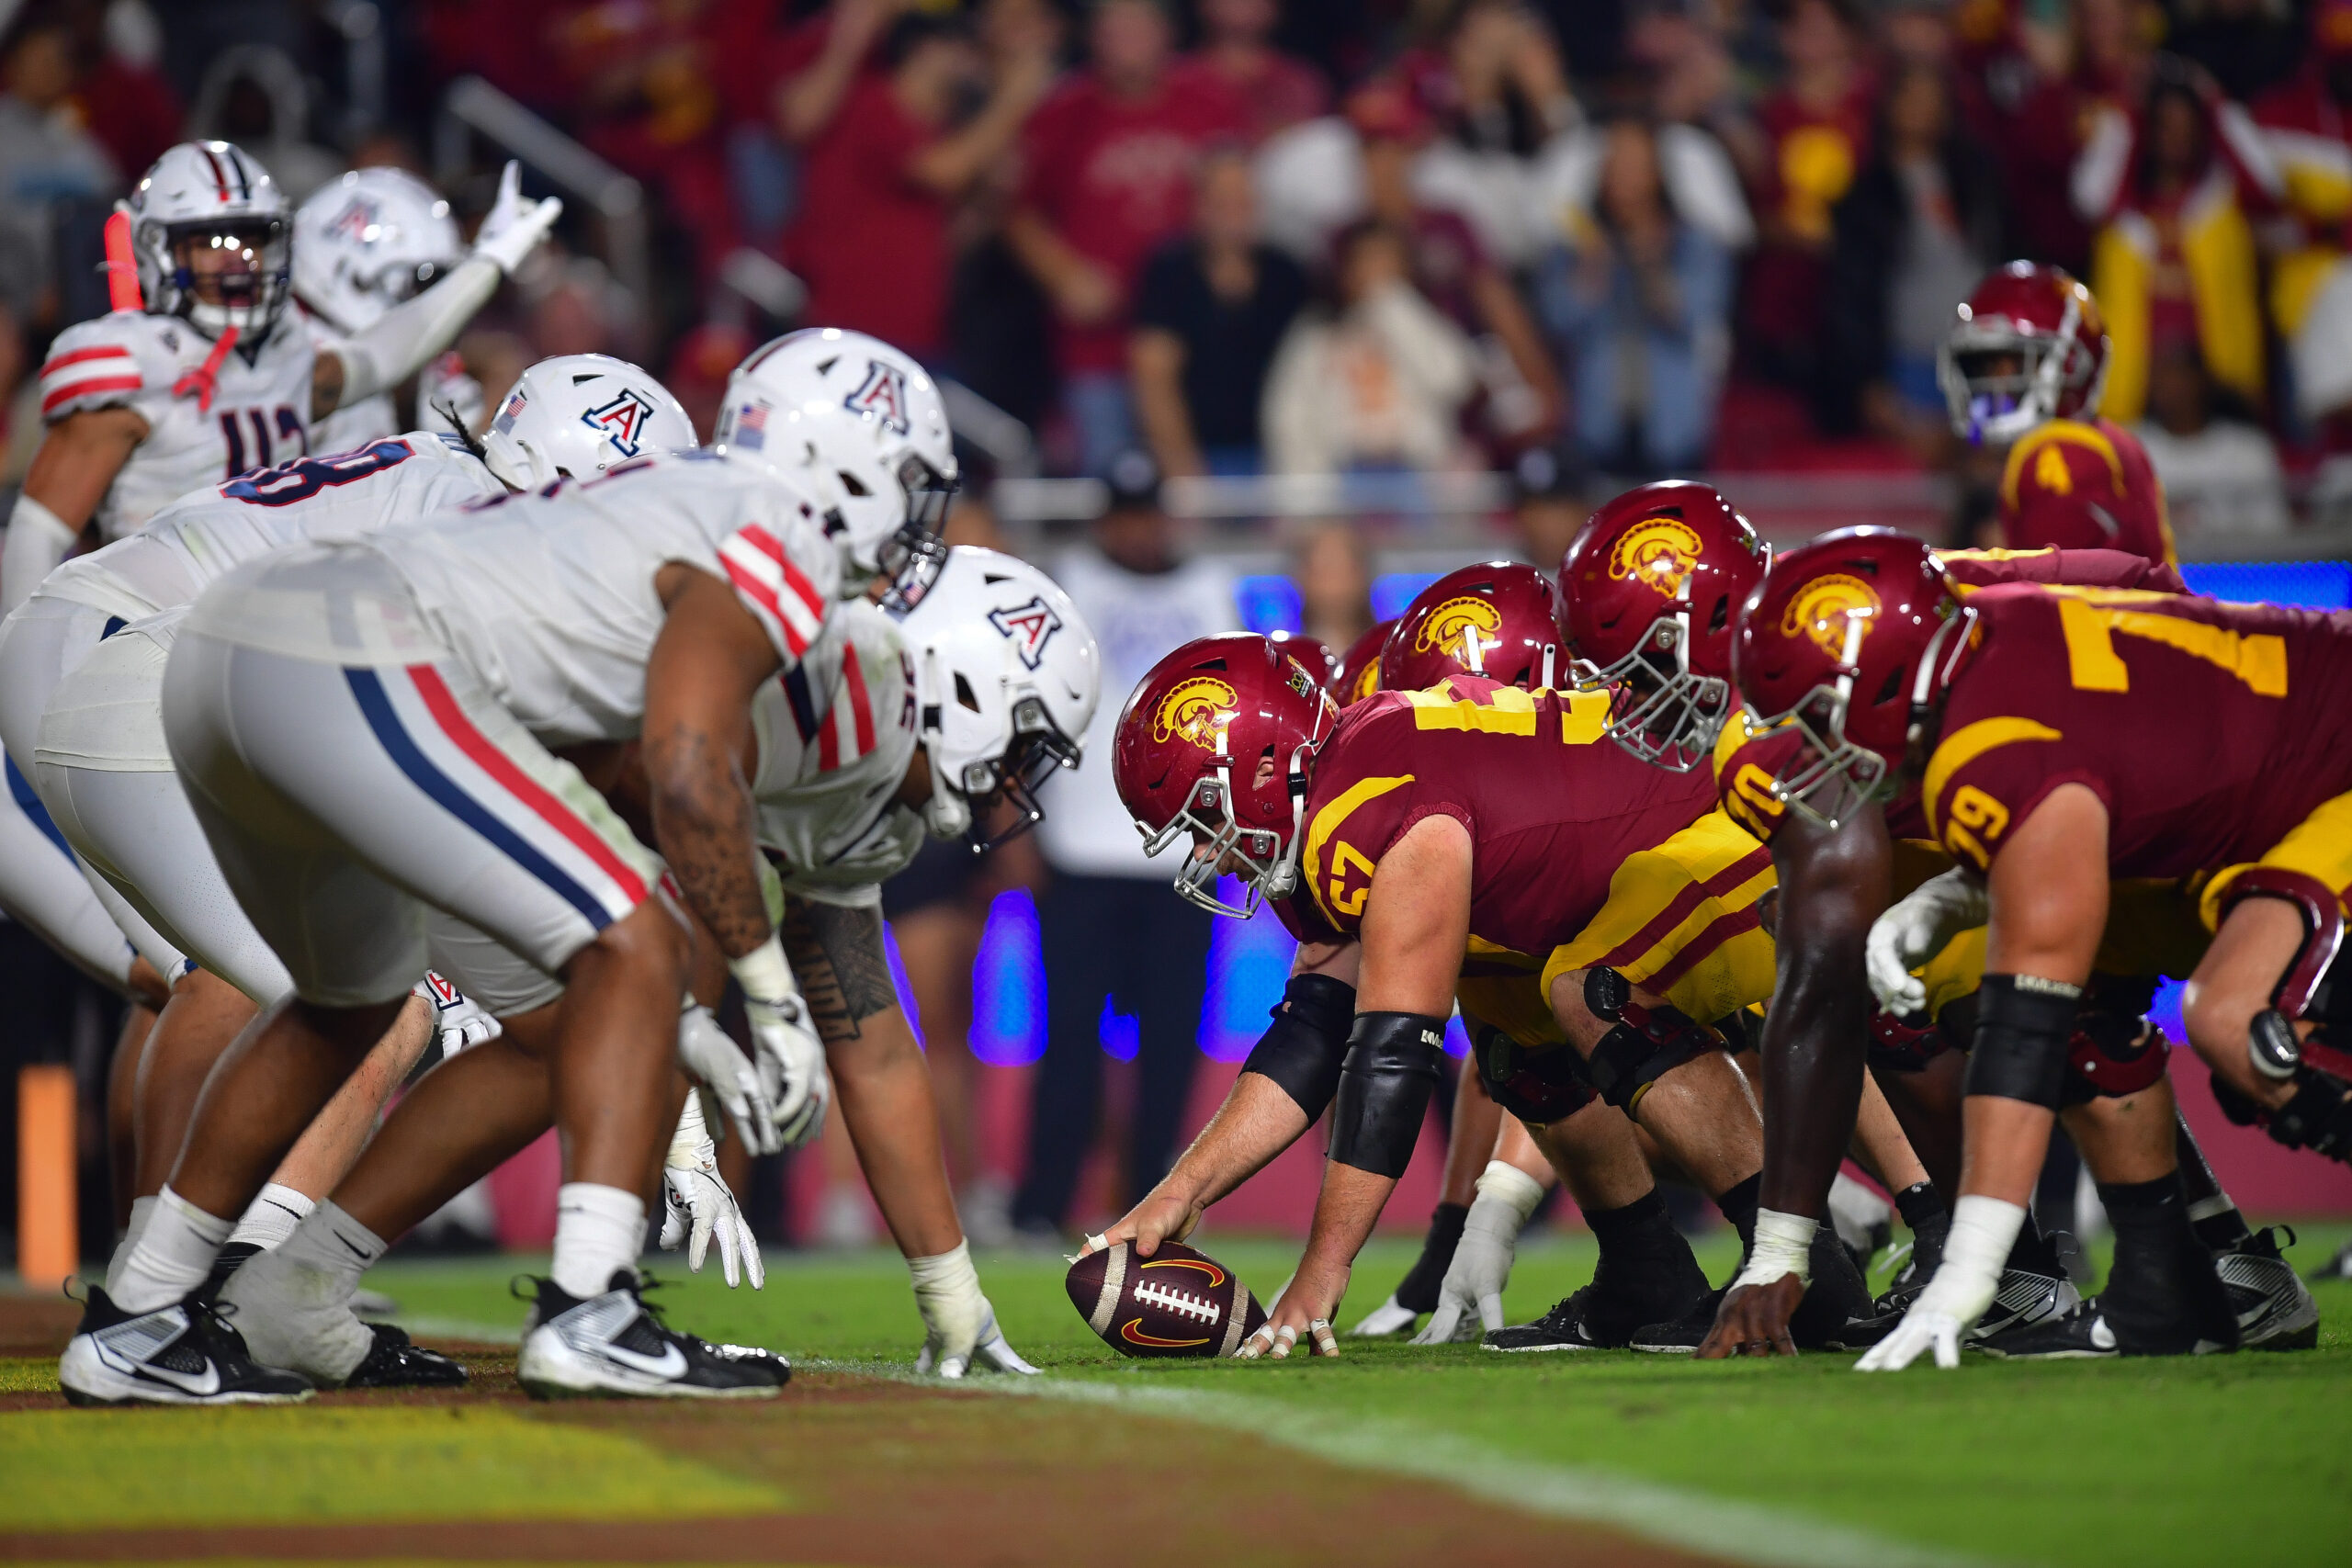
949 695 1083 854
1573 602 1733 773
1138 750 1305 920
1937 262 2110 446
126 142 292 343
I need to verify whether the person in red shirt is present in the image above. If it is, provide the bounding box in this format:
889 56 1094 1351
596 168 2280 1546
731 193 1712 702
1005 0 1248 475
789 13 1054 360
1165 0 1328 145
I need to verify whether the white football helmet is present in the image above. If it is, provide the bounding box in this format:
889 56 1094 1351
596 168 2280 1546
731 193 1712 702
892 547 1099 850
710 328 958 597
292 167 463 335
120 141 292 340
479 354 696 490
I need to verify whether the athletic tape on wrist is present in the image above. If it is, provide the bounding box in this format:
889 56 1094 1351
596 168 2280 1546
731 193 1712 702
1243 974 1357 1122
1732 1207 1817 1291
729 936 799 1007
1962 974 2082 1110
1328 1012 1446 1178
1473 1159 1547 1224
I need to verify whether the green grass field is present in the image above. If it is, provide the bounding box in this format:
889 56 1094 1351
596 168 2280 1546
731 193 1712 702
5 1224 2350 1567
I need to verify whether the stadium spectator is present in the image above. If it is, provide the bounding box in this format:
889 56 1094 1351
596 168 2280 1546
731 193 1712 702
187 44 338 200
2165 0 2301 104
1510 442 1586 568
1353 80 1561 446
2002 0 2151 276
1014 450 1237 1241
1261 219 1479 474
771 0 905 148
1129 147 1308 477
2132 343 2291 543
0 4 119 324
1294 516 1374 651
1735 0 1870 397
1817 61 2007 446
2254 0 2352 411
56 0 179 183
1167 0 1328 144
1537 116 1734 476
2073 55 2277 424
1006 0 1248 477
789 12 1054 362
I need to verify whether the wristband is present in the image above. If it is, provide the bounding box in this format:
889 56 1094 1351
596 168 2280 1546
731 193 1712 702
729 936 798 1006
1732 1208 1817 1291
1473 1160 1546 1225
667 1089 711 1166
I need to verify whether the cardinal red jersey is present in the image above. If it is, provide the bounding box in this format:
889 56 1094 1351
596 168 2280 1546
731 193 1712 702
1997 418 2177 567
1921 585 2352 906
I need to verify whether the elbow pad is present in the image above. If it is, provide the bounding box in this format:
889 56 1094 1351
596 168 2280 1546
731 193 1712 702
333 255 502 407
1962 974 2082 1110
1328 1011 1445 1178
1243 973 1357 1122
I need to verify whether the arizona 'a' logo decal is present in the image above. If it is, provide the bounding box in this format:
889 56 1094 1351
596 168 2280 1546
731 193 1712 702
1120 1318 1211 1349
324 197 381 244
580 389 659 457
1608 518 1704 599
1781 574 1881 660
844 360 911 435
1151 676 1237 749
988 595 1062 670
1414 596 1501 670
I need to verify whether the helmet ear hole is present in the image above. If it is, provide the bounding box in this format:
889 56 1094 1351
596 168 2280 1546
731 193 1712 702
838 470 871 497
1706 595 1730 634
954 672 981 713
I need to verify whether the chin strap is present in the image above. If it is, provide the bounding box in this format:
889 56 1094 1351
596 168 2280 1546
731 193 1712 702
173 324 239 413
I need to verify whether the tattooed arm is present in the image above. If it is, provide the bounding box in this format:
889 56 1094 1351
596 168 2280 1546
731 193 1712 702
643 566 786 959
777 896 899 1042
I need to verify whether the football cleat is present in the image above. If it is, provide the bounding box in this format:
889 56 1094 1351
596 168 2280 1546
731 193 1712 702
1485 1284 1640 1352
2216 1227 2319 1351
1968 1267 2080 1342
514 1271 787 1400
1977 1298 2234 1360
202 1239 265 1298
59 1287 313 1406
1489 1233 1712 1352
343 1324 467 1388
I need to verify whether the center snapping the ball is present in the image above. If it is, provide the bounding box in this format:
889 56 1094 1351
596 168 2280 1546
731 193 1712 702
1066 1240 1267 1359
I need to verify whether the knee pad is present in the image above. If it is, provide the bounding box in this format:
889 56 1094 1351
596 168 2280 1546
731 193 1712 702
1328 1012 1446 1179
1471 1019 1596 1124
1242 973 1357 1122
1962 974 2081 1110
1578 967 1723 1112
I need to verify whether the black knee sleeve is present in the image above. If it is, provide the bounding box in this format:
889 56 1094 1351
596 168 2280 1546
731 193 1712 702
1578 968 1722 1111
1328 1012 1446 1179
1242 974 1357 1122
1962 975 2081 1110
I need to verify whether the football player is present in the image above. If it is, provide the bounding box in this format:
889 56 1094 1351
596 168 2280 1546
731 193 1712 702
10 356 690 1355
222 546 1097 1388
1562 492 2311 1359
293 167 485 450
1735 535 2352 1367
54 333 945 1404
1091 633 1882 1359
1940 263 2177 566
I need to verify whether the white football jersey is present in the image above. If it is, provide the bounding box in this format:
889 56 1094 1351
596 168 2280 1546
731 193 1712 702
199 451 840 746
37 309 318 542
751 600 924 907
37 432 506 624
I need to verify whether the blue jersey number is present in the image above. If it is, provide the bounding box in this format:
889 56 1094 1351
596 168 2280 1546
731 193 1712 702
222 438 413 506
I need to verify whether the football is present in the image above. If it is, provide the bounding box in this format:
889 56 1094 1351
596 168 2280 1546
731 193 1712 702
1065 1239 1267 1359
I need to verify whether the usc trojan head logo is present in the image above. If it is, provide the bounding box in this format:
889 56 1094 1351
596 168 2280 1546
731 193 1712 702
1415 595 1502 666
844 360 911 435
1781 574 1881 661
580 388 660 457
1607 518 1705 600
1151 676 1237 749
988 596 1061 670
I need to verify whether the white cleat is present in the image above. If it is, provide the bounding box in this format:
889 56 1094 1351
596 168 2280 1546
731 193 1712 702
60 1288 313 1406
515 1271 786 1400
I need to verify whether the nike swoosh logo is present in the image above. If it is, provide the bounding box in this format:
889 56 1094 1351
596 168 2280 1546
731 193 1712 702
339 1235 373 1259
100 1343 220 1396
597 1339 688 1378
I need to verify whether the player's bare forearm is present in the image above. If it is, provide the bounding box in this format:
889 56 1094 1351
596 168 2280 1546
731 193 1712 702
645 725 771 957
22 406 145 532
1757 810 1890 1219
1298 1162 1396 1293
776 897 898 1043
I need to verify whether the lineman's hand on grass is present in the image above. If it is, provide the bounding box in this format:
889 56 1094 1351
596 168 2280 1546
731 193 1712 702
659 1094 764 1289
1854 1305 1962 1371
1239 1260 1347 1359
1695 1275 1805 1359
1076 1184 1204 1260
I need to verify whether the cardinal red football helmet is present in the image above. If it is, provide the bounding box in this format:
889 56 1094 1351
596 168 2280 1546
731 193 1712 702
1558 480 1767 772
1333 618 1394 708
1112 634 1340 918
1380 561 1562 693
1267 629 1339 692
1939 262 2110 446
1731 528 1974 829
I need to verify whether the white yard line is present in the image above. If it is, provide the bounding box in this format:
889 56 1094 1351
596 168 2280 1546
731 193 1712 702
803 1358 2014 1568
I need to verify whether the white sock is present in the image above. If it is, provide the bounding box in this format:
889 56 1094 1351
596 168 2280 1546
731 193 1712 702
111 1186 234 1314
277 1201 388 1299
551 1183 645 1299
104 1195 159 1297
227 1182 316 1252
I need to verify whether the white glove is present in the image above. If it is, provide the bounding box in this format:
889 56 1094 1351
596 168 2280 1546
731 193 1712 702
731 938 831 1148
910 1241 1038 1378
1411 1162 1545 1346
1855 1194 2021 1371
675 1002 782 1156
415 972 502 1058
658 1091 764 1290
472 161 564 274
1865 867 1990 1016
1350 1296 1421 1337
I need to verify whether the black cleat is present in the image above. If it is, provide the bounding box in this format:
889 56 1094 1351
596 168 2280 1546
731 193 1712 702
2217 1227 2319 1351
59 1286 313 1406
515 1271 787 1399
1978 1297 2235 1360
343 1323 468 1388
